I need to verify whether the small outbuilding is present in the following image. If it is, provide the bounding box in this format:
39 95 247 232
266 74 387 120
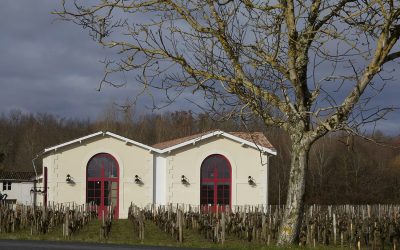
39 130 276 218
0 171 36 205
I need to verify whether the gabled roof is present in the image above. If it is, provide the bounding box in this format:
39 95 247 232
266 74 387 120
0 171 36 181
44 131 156 153
43 130 276 156
230 132 275 149
153 130 276 155
152 131 217 150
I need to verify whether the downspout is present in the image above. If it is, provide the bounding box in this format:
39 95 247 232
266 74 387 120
266 153 275 207
266 154 270 207
31 153 42 180
31 150 45 206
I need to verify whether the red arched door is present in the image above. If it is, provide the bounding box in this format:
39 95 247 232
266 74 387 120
200 154 231 210
86 153 119 219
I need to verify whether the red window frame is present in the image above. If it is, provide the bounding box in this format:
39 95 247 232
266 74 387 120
86 153 119 219
200 154 232 211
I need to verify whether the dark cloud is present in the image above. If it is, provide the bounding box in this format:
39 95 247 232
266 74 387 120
0 1 144 120
0 1 399 135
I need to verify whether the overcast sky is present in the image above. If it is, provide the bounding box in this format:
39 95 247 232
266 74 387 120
0 1 399 135
0 1 186 121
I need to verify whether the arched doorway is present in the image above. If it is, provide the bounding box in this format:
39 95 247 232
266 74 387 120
200 154 231 210
86 153 119 219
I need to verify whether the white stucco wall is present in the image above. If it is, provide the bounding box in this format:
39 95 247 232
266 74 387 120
1 181 34 205
42 135 153 218
154 155 167 205
157 136 269 207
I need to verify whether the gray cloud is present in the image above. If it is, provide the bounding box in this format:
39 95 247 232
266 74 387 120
0 1 144 120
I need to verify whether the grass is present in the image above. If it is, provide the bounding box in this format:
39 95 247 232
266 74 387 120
0 219 345 249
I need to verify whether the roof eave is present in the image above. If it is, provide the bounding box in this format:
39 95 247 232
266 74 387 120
223 132 277 155
105 132 161 153
44 131 104 153
157 130 277 155
0 178 35 182
42 130 276 156
43 131 162 154
157 130 221 153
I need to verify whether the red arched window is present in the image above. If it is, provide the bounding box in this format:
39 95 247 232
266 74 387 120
200 154 231 208
86 153 119 219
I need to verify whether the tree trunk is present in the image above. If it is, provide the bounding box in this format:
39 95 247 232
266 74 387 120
277 140 310 245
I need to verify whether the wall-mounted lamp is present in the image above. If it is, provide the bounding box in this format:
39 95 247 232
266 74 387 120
248 176 256 186
30 188 43 194
181 175 189 185
134 175 142 184
66 174 73 183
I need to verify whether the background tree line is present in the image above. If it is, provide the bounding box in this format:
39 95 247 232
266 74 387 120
0 108 399 205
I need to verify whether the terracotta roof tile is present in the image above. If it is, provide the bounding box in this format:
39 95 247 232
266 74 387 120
152 131 215 150
0 171 36 181
230 132 274 149
152 130 274 150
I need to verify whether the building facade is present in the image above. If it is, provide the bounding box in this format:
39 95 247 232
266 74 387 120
0 171 36 205
40 131 276 218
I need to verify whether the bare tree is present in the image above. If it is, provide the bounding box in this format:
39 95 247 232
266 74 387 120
308 136 334 202
55 0 400 244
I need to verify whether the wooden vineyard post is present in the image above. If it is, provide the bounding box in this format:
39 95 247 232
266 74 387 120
141 211 145 242
63 206 70 238
322 217 326 246
66 206 70 238
221 211 225 245
311 223 316 248
0 205 2 234
350 220 353 243
178 209 183 243
333 213 337 245
30 206 34 235
138 208 144 242
341 230 344 248
252 210 256 242
11 210 15 233
306 219 311 247
268 210 272 245
373 221 377 249
262 213 266 243
100 210 105 240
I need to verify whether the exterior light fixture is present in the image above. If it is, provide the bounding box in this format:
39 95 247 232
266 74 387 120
181 175 189 185
66 174 72 183
30 188 42 194
248 176 255 185
134 175 142 184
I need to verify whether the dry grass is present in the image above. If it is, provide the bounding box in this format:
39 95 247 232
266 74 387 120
0 219 347 249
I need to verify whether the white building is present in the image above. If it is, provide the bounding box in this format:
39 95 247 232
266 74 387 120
0 171 36 205
40 130 276 218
